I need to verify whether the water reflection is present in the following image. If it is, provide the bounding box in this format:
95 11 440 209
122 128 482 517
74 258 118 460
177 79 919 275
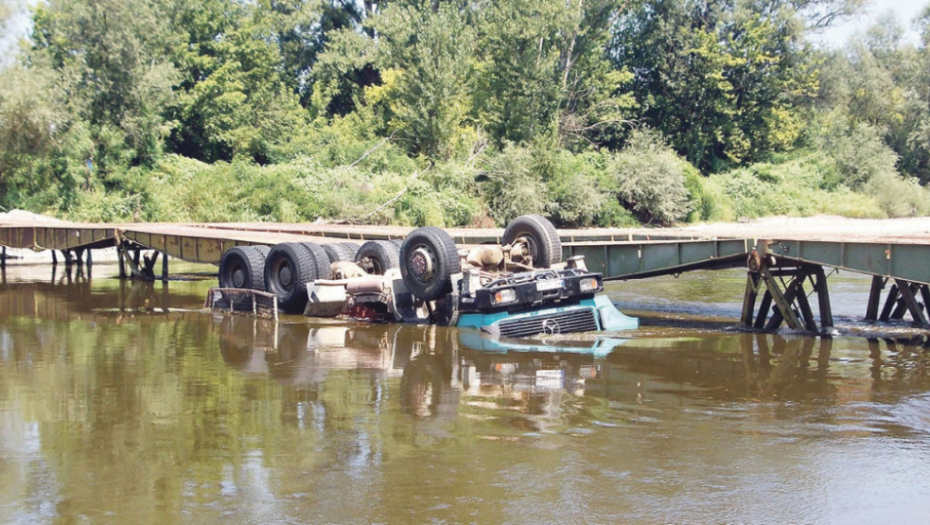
2 272 930 524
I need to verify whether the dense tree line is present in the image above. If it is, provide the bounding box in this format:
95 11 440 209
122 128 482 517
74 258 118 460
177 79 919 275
1 0 930 226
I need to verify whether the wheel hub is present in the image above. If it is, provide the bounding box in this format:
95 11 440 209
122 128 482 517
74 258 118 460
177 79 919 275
279 265 293 286
232 267 246 288
410 246 435 282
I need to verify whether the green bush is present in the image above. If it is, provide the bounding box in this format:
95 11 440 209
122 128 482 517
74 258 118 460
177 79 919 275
704 153 888 220
606 130 693 225
480 145 549 226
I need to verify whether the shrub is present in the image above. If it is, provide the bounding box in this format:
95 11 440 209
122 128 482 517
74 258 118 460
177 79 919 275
480 145 549 226
606 130 693 225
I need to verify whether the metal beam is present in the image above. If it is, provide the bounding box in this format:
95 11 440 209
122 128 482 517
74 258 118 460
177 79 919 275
766 240 930 286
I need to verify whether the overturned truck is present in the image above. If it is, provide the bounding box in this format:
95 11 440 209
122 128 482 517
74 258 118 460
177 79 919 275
212 215 638 337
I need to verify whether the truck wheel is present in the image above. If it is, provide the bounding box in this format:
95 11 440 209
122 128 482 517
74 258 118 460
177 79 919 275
299 242 333 280
400 227 461 301
355 240 400 275
339 242 360 260
502 214 562 268
322 242 354 264
219 246 269 290
264 242 317 313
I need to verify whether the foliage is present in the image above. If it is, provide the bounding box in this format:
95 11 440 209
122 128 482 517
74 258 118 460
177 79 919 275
610 0 815 172
3 0 930 226
604 130 693 225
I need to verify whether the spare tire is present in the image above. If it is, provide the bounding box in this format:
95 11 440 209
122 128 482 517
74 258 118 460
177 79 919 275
355 240 400 275
400 226 461 301
219 245 269 290
264 242 319 313
502 214 562 268
299 242 333 280
322 242 355 264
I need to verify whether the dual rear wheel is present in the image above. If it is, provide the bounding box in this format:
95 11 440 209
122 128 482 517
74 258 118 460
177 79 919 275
218 214 562 310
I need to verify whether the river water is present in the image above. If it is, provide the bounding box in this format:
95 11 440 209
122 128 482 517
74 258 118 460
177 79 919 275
1 264 929 524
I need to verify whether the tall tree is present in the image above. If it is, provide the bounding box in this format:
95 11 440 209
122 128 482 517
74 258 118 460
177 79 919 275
610 0 828 171
374 1 476 157
29 0 178 171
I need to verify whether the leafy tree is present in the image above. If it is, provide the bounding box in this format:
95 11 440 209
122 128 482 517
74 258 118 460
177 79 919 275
29 0 178 171
373 1 476 157
610 0 825 171
167 0 308 163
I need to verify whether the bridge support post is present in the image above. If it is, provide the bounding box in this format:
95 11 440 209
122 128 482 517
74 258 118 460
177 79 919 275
117 246 126 279
1 246 5 269
813 267 834 331
867 278 930 328
741 260 835 335
161 252 169 282
865 276 884 321
740 273 761 326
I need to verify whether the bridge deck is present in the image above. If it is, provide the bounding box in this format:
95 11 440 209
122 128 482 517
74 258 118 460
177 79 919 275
3 217 930 284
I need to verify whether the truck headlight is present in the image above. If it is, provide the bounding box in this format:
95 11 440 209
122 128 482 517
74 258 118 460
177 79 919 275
579 278 599 292
494 289 516 304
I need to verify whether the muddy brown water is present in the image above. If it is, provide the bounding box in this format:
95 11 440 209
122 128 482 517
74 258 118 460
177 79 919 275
1 264 929 524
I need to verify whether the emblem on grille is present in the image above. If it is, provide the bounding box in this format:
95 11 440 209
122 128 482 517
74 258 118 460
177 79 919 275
542 319 561 335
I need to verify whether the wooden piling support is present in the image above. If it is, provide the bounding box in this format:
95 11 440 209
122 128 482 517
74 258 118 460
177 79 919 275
879 284 900 322
894 279 929 327
52 250 58 266
62 250 73 266
1 246 5 269
921 285 930 320
86 249 93 268
865 276 883 321
141 251 159 280
117 246 126 279
740 273 761 327
161 252 169 282
890 284 911 320
794 281 819 332
814 267 834 333
761 269 804 330
754 290 773 329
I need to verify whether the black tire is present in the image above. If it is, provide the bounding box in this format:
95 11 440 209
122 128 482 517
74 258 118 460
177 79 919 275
355 240 400 275
389 239 403 247
502 214 562 268
218 246 269 290
298 242 333 280
322 243 354 264
400 226 460 301
264 242 318 313
339 242 360 260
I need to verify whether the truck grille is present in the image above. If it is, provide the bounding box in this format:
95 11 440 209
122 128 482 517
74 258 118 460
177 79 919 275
497 308 597 338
